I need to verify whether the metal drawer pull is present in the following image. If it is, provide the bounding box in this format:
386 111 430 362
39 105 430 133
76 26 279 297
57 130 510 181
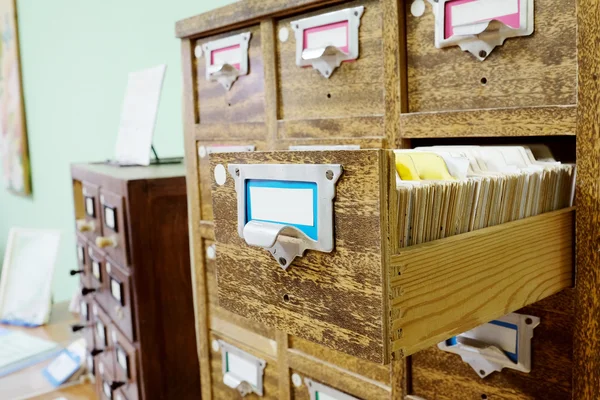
217 340 266 397
226 163 342 269
76 219 94 232
438 312 540 378
200 32 251 90
291 6 364 78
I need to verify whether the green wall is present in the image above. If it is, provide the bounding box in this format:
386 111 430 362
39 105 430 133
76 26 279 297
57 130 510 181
0 0 236 302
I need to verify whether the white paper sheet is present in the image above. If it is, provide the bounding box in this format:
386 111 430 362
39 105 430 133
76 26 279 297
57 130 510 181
114 64 166 166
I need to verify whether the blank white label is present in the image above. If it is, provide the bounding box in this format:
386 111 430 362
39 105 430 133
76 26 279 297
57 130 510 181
116 347 128 373
87 355 94 374
81 301 88 320
77 246 84 263
92 261 101 280
103 381 112 398
460 322 517 354
85 197 95 217
96 322 106 345
105 207 116 230
452 0 519 27
249 186 314 226
306 26 347 50
317 392 340 400
111 278 122 303
227 352 259 387
212 46 241 65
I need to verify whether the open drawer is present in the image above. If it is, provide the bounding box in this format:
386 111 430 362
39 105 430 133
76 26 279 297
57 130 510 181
209 150 574 364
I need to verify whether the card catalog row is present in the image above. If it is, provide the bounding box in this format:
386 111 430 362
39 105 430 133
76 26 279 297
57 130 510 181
395 145 575 248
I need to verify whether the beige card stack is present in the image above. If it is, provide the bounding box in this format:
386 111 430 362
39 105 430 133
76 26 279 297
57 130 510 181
396 146 575 249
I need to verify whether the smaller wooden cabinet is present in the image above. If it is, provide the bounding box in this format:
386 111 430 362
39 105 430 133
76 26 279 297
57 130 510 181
71 162 200 400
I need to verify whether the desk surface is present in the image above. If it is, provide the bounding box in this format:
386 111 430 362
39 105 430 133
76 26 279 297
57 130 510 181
0 302 96 400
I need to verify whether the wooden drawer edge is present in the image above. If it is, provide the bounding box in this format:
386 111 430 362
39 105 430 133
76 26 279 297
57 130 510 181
390 207 575 358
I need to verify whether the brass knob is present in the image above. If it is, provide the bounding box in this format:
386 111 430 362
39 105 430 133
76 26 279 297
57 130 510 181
76 219 94 232
96 236 117 249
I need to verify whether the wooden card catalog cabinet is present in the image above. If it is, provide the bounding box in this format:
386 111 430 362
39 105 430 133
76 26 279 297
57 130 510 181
70 163 199 400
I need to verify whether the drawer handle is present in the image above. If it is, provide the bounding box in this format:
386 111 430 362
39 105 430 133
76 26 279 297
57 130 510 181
218 340 266 397
81 287 96 296
438 312 540 378
227 163 342 269
76 219 95 232
71 323 92 332
290 6 364 78
429 0 534 61
69 269 84 276
96 236 117 249
201 32 251 90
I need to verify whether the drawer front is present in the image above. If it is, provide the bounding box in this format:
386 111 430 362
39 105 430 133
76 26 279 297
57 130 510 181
97 363 118 400
405 0 576 113
194 25 266 140
289 336 390 386
210 331 279 399
110 325 140 400
79 296 95 351
410 291 574 400
98 257 135 342
197 141 264 221
87 245 106 293
99 190 129 267
210 150 387 362
275 0 384 139
79 182 102 241
289 369 387 400
76 235 91 287
92 301 115 369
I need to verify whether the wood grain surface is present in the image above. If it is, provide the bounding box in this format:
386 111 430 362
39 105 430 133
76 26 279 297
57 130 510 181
573 0 600 397
410 290 574 400
176 0 347 38
400 106 577 139
391 208 574 358
210 331 280 399
405 0 576 113
275 0 385 133
195 25 266 133
211 150 388 363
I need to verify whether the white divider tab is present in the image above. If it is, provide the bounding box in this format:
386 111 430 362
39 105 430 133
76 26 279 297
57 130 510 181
290 6 364 78
305 378 359 400
438 312 540 378
226 163 343 270
427 0 534 61
200 32 252 90
218 340 266 397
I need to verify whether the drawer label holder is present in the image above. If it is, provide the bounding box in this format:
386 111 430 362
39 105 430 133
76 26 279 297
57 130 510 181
438 312 540 378
218 340 266 397
201 32 252 90
290 6 364 78
227 163 343 270
425 0 534 61
305 378 359 400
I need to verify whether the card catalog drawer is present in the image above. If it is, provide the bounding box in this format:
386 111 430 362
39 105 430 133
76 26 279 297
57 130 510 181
75 234 91 287
92 301 115 370
87 245 105 293
110 326 140 400
197 142 258 221
210 331 279 399
210 149 574 364
194 25 266 141
410 291 574 400
97 257 135 343
289 369 387 400
97 363 120 400
79 296 95 351
77 182 102 241
275 0 385 139
405 0 576 113
98 190 128 267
